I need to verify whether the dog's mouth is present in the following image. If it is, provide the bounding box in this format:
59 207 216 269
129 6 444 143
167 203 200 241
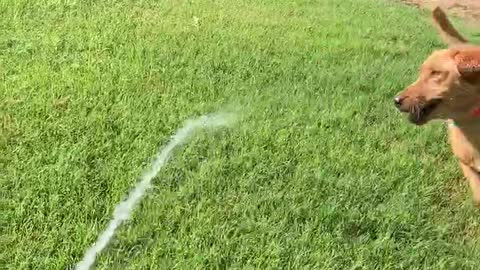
408 98 442 125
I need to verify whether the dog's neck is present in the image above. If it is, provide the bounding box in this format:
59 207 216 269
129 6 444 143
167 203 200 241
449 105 480 126
449 113 480 148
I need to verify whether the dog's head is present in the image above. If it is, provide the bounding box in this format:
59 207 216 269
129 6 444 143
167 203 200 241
395 7 480 125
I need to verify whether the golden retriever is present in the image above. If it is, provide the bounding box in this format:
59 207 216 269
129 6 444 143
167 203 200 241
395 7 480 206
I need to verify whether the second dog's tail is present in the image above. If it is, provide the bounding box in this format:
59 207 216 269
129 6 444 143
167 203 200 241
432 7 468 45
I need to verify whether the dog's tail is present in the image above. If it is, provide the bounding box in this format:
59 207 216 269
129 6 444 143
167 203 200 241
432 7 468 45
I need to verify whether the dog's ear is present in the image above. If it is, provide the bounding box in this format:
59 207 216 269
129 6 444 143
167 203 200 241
432 7 468 46
454 49 480 81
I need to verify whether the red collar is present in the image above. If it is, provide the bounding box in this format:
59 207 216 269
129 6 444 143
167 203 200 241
447 107 480 127
449 108 480 127
472 107 480 117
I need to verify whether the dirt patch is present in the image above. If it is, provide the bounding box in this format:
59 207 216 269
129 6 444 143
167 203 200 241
400 0 480 21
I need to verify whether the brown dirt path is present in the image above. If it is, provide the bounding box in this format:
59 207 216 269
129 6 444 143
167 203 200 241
400 0 480 21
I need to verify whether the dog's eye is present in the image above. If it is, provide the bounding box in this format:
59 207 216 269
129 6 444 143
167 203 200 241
429 70 445 82
431 70 442 76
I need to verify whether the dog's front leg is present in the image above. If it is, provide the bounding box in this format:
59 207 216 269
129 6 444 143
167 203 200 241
459 162 480 206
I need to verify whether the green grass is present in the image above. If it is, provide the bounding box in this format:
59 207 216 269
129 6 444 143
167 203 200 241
2 0 480 269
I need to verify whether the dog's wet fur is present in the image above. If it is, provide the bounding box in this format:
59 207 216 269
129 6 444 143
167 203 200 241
395 7 480 206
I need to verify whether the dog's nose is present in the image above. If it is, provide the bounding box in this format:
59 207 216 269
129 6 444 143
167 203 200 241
394 96 404 108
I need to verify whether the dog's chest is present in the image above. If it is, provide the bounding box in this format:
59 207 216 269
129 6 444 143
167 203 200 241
448 124 480 170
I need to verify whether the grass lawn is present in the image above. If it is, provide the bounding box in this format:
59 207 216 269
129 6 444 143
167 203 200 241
3 0 480 269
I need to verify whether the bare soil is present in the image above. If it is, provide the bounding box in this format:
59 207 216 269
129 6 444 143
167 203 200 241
400 0 480 21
